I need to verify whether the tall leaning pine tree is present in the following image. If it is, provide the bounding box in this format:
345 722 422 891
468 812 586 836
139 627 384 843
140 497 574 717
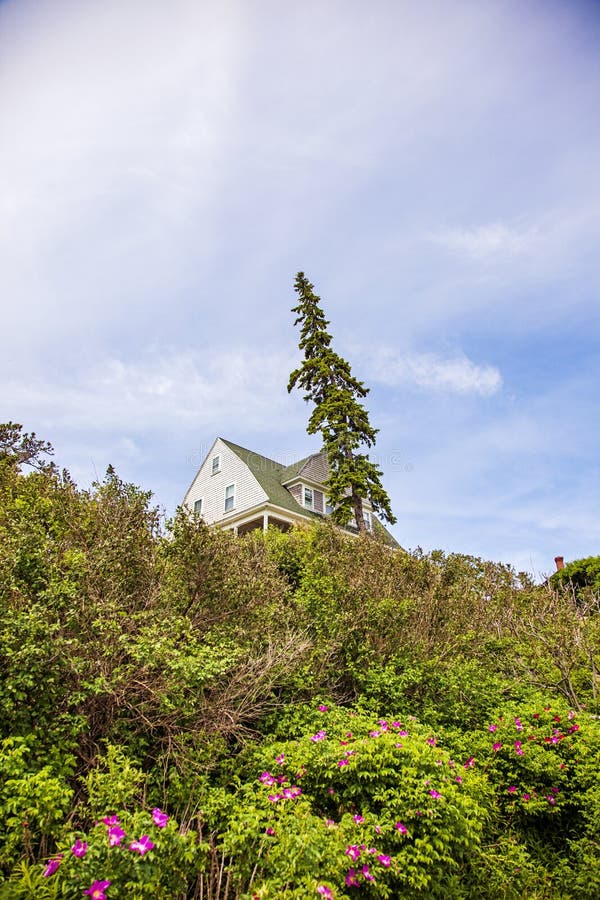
288 272 396 533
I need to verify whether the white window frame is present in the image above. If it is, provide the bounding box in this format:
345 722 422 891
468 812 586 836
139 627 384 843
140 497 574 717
363 510 372 531
194 498 203 516
224 483 236 513
211 455 221 475
303 486 313 509
325 499 335 516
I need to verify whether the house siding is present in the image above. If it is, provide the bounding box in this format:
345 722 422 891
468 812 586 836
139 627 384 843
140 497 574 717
300 453 329 483
289 484 303 503
184 438 268 524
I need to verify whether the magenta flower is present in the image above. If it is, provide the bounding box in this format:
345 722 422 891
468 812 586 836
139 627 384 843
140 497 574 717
108 825 126 846
515 718 523 732
568 710 576 720
275 753 285 764
508 785 517 794
353 814 365 824
547 795 556 805
374 824 381 834
522 793 531 802
327 787 335 795
102 815 120 826
266 827 275 835
378 720 389 731
43 855 63 877
268 793 282 802
369 730 381 738
337 758 349 767
455 775 463 784
311 730 327 742
429 789 442 799
362 864 374 882
346 844 362 862
129 835 155 856
151 807 169 828
391 721 402 728
492 742 502 752
324 818 336 827
395 742 403 748
318 704 328 712
426 737 436 746
260 771 275 785
317 887 333 898
397 729 408 736
488 724 497 732
71 839 88 858
84 881 111 900
377 854 391 867
464 756 475 768
395 822 408 834
345 869 360 888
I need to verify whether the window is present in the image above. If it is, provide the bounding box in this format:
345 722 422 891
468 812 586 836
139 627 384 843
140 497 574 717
363 510 371 531
211 455 221 475
224 484 235 512
303 486 313 509
194 498 203 515
326 500 335 516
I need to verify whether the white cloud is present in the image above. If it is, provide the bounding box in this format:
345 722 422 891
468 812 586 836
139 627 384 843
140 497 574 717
364 348 502 396
427 222 541 260
1 347 297 436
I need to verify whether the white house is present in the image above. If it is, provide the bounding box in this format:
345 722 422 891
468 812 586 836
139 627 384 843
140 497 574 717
183 437 398 546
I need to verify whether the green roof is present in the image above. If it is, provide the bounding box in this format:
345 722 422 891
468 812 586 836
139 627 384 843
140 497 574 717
219 439 320 519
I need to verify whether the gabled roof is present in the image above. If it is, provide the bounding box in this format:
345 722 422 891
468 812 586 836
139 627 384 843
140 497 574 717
219 438 320 519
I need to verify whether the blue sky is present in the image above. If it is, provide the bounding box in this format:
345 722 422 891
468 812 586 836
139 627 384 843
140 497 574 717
1 0 599 576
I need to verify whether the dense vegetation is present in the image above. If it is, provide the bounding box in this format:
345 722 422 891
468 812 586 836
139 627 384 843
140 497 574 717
1 426 599 898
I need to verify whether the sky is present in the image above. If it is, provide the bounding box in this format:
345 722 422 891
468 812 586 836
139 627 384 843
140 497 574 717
1 0 599 578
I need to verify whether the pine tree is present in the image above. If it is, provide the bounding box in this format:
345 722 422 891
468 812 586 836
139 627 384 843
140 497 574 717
288 272 396 532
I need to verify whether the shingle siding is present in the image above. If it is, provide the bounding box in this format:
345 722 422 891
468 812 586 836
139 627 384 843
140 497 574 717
184 438 267 524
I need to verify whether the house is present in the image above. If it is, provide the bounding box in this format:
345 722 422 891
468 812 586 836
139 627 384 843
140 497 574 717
183 437 399 546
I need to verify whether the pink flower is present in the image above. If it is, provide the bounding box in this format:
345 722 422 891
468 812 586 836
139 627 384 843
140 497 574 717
391 721 402 729
429 789 442 799
268 793 282 802
317 887 333 898
108 825 126 846
522 793 531 802
102 815 120 826
338 758 349 767
488 724 497 732
464 756 475 768
508 785 517 794
547 796 556 805
311 730 327 742
395 742 403 748
515 718 523 731
369 730 381 738
395 822 408 834
378 720 389 731
362 864 374 882
455 775 463 784
152 808 169 828
129 835 155 856
328 787 335 795
345 869 360 888
353 814 364 824
318 705 328 712
265 827 275 835
43 855 63 877
374 824 381 834
493 742 502 752
426 738 436 746
275 754 285 764
377 854 391 867
84 881 111 900
346 844 362 862
71 839 88 858
260 771 275 785
568 710 576 719
324 819 336 827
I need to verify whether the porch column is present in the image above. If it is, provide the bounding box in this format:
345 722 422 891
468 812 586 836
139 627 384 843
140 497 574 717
263 513 269 531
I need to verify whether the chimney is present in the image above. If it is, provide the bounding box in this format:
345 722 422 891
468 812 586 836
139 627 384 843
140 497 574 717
554 556 564 571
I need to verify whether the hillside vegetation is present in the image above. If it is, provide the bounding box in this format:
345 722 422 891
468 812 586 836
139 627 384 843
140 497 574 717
1 427 599 898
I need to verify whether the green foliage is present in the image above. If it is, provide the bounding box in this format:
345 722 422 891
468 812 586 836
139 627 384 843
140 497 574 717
551 554 600 596
1 423 600 896
288 272 396 529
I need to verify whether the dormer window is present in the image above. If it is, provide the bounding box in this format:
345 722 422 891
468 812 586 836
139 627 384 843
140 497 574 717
211 455 221 475
303 487 313 509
